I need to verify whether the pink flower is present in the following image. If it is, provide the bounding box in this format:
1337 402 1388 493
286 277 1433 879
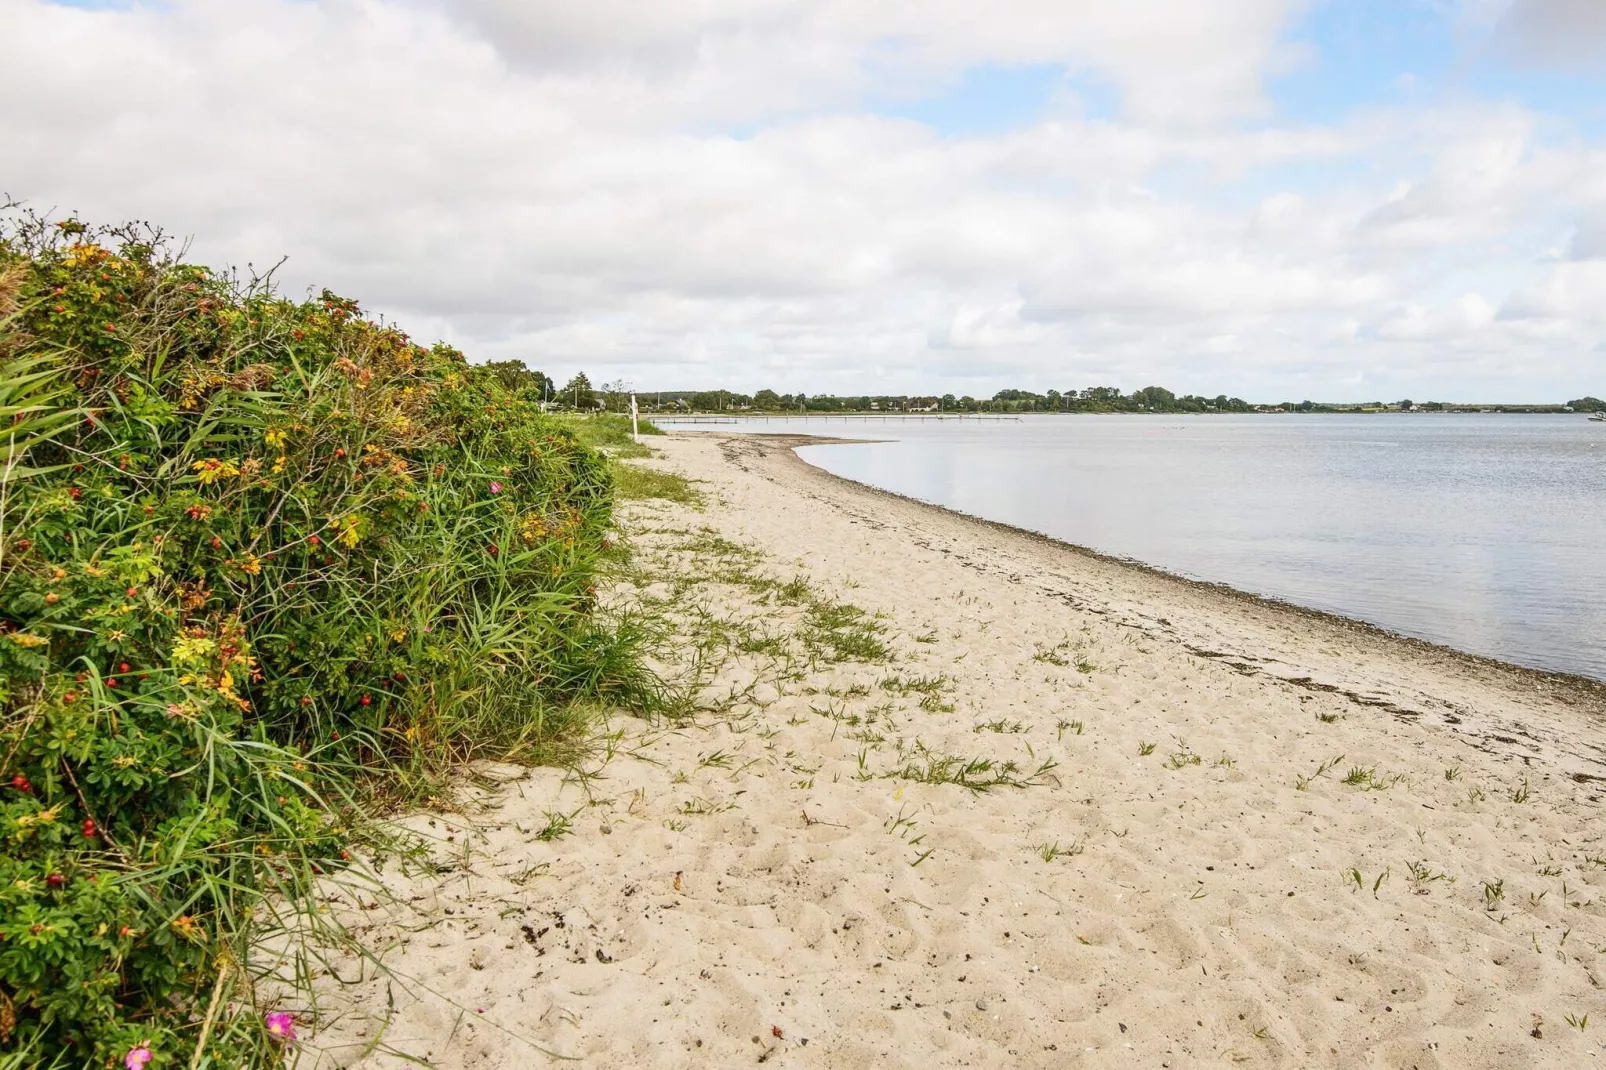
265 1011 297 1043
125 1048 153 1070
488 481 504 495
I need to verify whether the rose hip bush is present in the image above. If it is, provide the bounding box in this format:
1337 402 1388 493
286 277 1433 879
0 214 652 1065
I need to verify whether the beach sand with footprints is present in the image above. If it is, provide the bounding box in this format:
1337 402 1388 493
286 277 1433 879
302 431 1606 1069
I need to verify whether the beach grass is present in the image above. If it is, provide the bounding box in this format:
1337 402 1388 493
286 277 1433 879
0 214 662 1066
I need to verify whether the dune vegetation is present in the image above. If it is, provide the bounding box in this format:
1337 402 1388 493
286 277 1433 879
0 213 658 1067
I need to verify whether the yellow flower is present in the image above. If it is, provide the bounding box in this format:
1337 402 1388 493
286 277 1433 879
335 515 363 548
192 458 241 485
64 242 105 266
240 555 262 576
264 428 286 448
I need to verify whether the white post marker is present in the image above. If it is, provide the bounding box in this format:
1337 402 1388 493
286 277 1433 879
630 394 640 444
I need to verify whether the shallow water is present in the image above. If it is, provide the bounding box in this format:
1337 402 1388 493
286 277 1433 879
663 413 1606 681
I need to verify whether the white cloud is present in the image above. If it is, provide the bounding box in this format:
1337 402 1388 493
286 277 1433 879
1375 294 1496 341
1500 261 1606 321
1487 0 1606 67
0 0 1601 400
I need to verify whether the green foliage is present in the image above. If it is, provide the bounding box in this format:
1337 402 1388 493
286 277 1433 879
480 358 554 401
0 215 650 1064
554 412 663 459
559 371 595 410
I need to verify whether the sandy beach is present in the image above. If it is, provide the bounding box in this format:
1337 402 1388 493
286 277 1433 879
302 431 1606 1069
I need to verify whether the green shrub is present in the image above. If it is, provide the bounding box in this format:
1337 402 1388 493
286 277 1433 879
0 215 650 1065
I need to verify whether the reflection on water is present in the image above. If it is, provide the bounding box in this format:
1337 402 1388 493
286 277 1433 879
667 414 1606 680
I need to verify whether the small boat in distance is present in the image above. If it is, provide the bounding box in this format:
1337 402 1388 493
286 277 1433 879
1591 412 1606 422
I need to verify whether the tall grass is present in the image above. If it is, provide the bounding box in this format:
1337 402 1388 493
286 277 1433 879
0 214 657 1065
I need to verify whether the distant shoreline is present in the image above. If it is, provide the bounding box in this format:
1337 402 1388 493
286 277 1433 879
652 408 1598 419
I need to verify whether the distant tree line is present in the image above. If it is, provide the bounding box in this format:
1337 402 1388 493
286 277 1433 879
473 362 1604 416
638 386 1257 413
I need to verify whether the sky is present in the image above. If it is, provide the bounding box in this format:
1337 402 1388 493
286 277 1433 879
4 0 1606 402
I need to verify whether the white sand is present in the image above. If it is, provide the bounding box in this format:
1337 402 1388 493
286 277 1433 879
302 431 1606 1069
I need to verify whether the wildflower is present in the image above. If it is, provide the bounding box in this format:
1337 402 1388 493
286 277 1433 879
125 1046 153 1070
335 515 363 548
265 1011 297 1043
192 458 241 485
488 481 504 495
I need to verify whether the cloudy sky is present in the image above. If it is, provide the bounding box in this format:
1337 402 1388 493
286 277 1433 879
6 0 1605 401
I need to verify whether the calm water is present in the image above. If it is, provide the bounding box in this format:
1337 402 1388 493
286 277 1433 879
665 414 1606 681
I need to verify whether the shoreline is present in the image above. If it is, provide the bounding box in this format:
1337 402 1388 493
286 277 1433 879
310 430 1606 1069
761 431 1606 706
708 430 1606 783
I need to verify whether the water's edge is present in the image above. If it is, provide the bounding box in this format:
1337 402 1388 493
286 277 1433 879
756 432 1606 699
